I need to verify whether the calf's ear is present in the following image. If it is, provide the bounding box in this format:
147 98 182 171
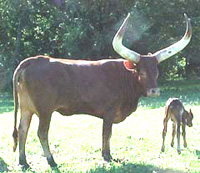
189 109 194 118
123 60 136 71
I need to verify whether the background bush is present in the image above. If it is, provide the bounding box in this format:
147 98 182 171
0 0 200 91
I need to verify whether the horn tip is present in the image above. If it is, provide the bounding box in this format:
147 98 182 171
184 13 191 21
125 13 131 21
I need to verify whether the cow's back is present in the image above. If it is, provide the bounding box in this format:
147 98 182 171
15 56 139 121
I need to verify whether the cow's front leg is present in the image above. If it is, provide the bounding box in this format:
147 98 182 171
102 119 113 161
37 113 57 167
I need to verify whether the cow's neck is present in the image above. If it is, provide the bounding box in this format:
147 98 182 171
116 69 142 117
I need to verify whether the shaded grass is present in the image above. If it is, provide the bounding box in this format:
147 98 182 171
88 163 187 173
139 79 200 109
0 79 200 172
0 92 13 114
0 157 9 172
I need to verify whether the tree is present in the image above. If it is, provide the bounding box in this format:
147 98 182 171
0 0 199 91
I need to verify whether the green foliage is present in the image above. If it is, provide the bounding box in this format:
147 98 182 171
0 93 13 113
0 0 199 90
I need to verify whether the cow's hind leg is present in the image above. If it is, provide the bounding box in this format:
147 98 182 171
18 110 33 169
37 113 57 167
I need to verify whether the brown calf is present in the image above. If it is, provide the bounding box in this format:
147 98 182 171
161 98 193 154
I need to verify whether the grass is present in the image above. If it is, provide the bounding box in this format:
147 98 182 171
0 79 200 172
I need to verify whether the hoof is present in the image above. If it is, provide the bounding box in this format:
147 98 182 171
161 146 165 152
177 150 181 154
49 162 57 168
113 158 126 163
171 142 174 147
103 154 112 162
19 162 30 170
47 156 57 168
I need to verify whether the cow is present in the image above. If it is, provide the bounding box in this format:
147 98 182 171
12 13 192 169
161 98 194 154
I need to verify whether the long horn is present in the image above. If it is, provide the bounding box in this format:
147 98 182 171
154 13 192 63
112 13 140 63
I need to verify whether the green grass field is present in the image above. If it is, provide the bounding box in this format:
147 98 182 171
0 80 200 173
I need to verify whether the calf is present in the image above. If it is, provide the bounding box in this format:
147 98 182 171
161 98 193 154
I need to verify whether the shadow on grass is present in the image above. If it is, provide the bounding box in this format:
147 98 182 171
0 157 9 172
88 162 186 173
194 149 200 159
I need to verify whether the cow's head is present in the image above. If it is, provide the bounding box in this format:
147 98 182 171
112 13 192 97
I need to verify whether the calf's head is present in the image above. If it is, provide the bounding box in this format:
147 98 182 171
113 13 192 97
185 109 194 127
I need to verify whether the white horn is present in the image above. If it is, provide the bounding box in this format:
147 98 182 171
154 13 192 63
112 13 140 63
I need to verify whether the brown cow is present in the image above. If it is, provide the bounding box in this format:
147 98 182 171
12 13 192 169
161 98 194 154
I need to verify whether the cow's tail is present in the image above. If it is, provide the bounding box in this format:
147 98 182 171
12 68 20 152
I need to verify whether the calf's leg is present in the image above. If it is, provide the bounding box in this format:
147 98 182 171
102 119 113 161
176 122 181 154
37 113 57 167
171 123 176 147
161 117 168 152
18 110 33 169
182 124 187 148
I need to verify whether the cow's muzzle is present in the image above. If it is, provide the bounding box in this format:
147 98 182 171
147 88 160 97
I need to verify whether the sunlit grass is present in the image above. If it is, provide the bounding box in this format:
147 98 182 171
0 80 200 172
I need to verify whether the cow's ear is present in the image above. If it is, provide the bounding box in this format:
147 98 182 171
123 60 136 71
